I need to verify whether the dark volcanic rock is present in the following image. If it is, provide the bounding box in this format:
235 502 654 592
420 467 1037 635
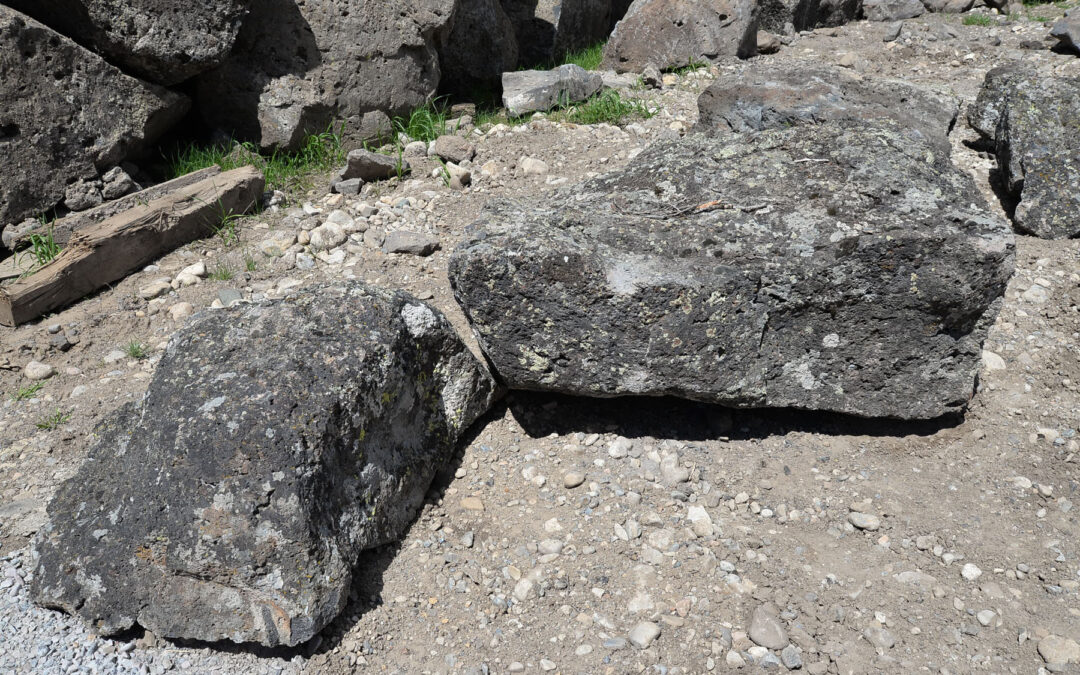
195 0 454 151
2 0 248 85
0 7 188 229
449 121 1014 419
694 64 958 155
440 0 519 93
969 65 1080 238
1050 9 1080 54
32 284 498 646
602 0 759 73
759 0 859 31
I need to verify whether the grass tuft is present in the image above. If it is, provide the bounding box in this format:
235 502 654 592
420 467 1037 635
559 42 606 71
35 409 70 431
19 220 61 277
392 100 460 143
209 263 234 281
552 90 654 126
963 13 995 24
124 341 147 359
10 382 43 402
668 58 708 76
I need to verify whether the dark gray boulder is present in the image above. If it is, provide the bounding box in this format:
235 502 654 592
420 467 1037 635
694 63 958 155
1050 10 1080 54
32 284 498 646
602 0 759 73
2 0 248 86
759 0 860 31
195 0 455 151
0 7 188 230
440 0 519 93
501 0 628 66
449 121 1014 420
969 65 1080 239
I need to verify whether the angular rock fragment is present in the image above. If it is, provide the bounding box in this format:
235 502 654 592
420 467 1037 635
862 0 924 22
969 65 1080 238
502 65 604 116
196 0 455 150
0 7 188 228
694 63 958 155
449 121 1014 419
1051 10 1080 54
3 0 248 85
602 0 759 73
32 284 498 646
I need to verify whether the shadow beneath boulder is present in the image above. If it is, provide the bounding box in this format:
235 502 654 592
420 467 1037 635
507 391 963 443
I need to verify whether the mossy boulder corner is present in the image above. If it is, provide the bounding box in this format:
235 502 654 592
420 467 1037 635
31 284 499 646
449 120 1015 420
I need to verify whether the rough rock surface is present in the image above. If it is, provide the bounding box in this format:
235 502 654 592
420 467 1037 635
31 284 498 646
552 0 618 55
694 63 958 154
502 65 604 116
1050 10 1080 55
0 7 188 229
602 0 759 73
759 0 859 31
195 0 454 150
2 0 248 86
862 0 925 21
969 65 1080 239
449 121 1014 419
440 0 519 92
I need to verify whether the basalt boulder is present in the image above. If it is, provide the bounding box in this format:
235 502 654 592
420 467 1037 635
195 0 454 151
32 284 498 646
449 121 1014 420
602 0 759 73
439 0 519 93
694 63 958 155
969 64 1080 238
2 0 249 85
0 7 188 230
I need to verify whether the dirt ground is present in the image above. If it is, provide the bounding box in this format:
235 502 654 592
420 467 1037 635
1 7 1079 674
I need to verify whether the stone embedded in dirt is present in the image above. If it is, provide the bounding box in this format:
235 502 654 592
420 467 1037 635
195 0 455 151
31 283 499 646
1051 9 1080 54
628 621 662 649
0 6 188 228
848 512 881 530
920 0 974 12
969 65 1080 238
502 65 604 117
748 606 788 650
382 231 441 256
432 135 477 164
338 149 404 183
862 0 925 21
440 0 519 92
757 30 782 54
449 120 1015 420
694 63 958 155
3 0 247 86
1038 635 1080 666
602 0 759 74
23 361 55 382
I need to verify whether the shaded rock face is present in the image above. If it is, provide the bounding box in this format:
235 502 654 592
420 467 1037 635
2 0 248 86
502 65 604 116
0 7 188 229
440 0 519 93
449 121 1014 420
32 284 498 646
196 0 454 151
694 64 958 155
501 0 627 65
602 0 759 73
758 0 859 32
1051 10 1080 54
969 65 1080 239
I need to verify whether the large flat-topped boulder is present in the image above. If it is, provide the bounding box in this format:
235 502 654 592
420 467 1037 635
969 65 1080 239
449 121 1014 419
0 7 188 228
2 0 249 85
32 284 498 646
695 63 958 154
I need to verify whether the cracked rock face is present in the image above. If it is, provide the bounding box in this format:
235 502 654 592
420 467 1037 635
31 284 498 646
449 121 1014 420
969 64 1080 239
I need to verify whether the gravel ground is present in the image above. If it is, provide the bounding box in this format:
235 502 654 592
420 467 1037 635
1 8 1079 674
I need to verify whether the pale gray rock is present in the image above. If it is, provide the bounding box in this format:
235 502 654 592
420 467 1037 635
32 283 498 646
338 149 404 183
449 121 1014 420
0 6 188 227
862 0 925 21
502 65 604 116
602 0 759 73
749 606 788 650
383 231 441 256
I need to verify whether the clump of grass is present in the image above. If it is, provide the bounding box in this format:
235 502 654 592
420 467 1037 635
9 382 43 402
18 220 62 277
166 124 345 194
244 251 257 272
553 90 654 125
392 99 457 143
209 263 234 281
124 341 147 359
214 206 243 247
668 57 708 76
35 409 70 431
963 13 995 25
560 42 606 70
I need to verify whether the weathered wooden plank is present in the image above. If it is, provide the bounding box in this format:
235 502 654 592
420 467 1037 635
1 166 223 251
0 166 264 326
